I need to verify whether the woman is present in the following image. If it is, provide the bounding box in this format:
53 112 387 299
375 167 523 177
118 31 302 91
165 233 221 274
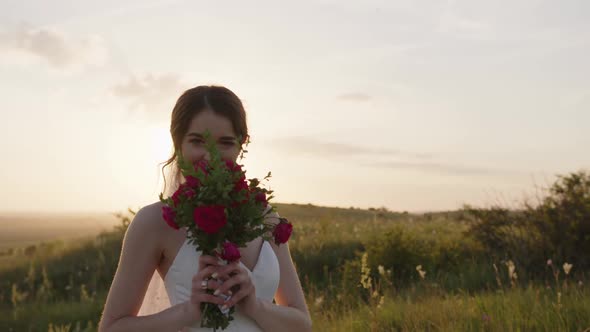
98 86 312 331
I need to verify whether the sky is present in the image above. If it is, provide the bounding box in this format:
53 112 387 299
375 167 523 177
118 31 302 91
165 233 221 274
0 0 588 213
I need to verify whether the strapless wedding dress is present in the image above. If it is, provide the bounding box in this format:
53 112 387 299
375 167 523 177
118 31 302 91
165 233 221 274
164 238 280 331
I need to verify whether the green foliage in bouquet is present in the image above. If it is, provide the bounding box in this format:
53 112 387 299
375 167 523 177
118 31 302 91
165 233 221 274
157 130 292 331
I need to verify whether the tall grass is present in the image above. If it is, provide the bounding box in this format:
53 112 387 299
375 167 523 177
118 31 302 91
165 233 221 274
0 186 588 331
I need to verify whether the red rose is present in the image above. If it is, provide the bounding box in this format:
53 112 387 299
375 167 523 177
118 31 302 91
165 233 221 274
273 218 292 244
184 187 196 199
171 184 186 206
225 160 248 193
254 191 268 208
171 189 181 207
230 176 250 207
162 206 179 230
234 176 249 193
171 184 197 206
193 205 227 234
185 175 200 188
220 242 241 262
193 159 209 175
224 159 243 173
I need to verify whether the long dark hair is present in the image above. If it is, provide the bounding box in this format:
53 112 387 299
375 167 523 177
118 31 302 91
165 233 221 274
159 85 249 196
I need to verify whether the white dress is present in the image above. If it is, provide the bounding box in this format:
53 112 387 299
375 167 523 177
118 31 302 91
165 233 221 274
164 238 280 331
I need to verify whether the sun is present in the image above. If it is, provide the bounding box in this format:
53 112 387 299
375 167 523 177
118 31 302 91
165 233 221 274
149 125 173 163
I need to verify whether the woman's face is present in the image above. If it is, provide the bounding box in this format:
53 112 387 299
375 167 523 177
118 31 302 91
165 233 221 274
180 108 241 165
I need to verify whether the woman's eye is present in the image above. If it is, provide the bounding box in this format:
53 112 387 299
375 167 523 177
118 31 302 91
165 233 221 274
191 140 234 147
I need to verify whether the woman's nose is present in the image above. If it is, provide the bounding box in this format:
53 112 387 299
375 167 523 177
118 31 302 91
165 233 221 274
203 151 211 161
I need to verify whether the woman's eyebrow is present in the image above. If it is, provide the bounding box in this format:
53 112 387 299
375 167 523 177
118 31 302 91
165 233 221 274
187 132 236 140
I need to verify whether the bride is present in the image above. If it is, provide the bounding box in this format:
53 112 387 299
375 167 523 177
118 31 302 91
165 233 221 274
98 85 312 332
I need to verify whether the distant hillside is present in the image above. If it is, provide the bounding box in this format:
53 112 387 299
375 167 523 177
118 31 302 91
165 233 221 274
0 212 119 250
273 202 462 222
0 203 460 253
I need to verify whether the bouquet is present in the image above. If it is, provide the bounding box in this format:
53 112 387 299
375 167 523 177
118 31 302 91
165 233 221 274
159 130 293 331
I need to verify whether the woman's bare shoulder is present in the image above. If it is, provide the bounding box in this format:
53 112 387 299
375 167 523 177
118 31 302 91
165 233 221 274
128 201 168 237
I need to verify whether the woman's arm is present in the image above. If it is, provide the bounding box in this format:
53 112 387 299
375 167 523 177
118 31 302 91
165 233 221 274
247 210 312 332
98 204 193 332
100 303 193 332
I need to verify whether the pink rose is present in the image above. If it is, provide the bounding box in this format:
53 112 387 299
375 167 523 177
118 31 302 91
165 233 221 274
273 218 292 244
162 206 179 230
193 205 227 234
220 242 241 262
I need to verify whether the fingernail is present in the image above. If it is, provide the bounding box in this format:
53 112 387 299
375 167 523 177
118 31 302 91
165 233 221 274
212 272 218 278
214 289 221 296
228 290 232 295
221 304 228 311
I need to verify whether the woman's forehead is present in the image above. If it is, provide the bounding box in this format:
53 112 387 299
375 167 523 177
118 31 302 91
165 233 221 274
187 110 236 138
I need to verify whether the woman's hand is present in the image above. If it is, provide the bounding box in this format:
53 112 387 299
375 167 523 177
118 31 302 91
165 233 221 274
181 255 227 326
214 261 260 317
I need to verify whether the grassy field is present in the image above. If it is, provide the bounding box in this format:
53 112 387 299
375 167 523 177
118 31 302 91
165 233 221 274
0 203 588 331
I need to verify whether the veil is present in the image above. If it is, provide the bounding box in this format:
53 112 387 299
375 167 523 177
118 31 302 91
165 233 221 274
138 168 178 317
138 268 172 316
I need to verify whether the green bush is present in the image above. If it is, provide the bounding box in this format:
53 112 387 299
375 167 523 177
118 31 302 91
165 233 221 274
364 225 432 284
464 170 590 275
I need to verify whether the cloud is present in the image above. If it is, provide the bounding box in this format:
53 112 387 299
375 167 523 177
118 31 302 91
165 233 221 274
111 73 186 117
271 136 520 177
0 23 108 69
271 136 431 159
364 160 521 177
435 3 493 40
336 92 372 102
